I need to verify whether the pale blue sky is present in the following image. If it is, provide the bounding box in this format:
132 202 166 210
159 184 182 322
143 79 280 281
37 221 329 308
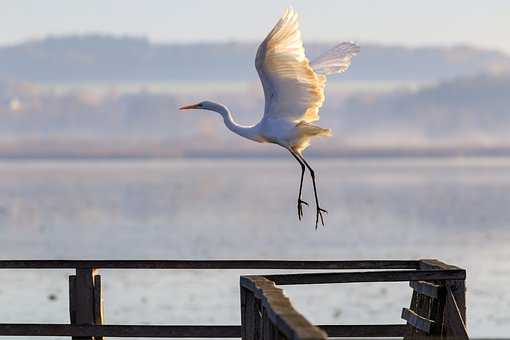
3 0 510 53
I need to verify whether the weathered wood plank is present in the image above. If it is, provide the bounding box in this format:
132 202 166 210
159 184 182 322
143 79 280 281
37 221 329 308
74 269 95 324
409 281 440 298
445 288 469 340
401 308 434 334
419 259 463 271
0 323 415 338
0 324 241 337
69 275 77 324
419 259 467 327
263 269 465 285
0 259 419 269
405 291 426 340
429 283 447 336
240 287 246 340
242 288 261 340
73 268 95 340
416 293 431 320
262 309 271 340
241 276 327 340
93 275 104 340
319 324 407 337
447 280 467 327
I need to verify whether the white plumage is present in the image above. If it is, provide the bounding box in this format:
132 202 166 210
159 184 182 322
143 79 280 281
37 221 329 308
257 7 326 126
180 7 359 228
311 42 361 76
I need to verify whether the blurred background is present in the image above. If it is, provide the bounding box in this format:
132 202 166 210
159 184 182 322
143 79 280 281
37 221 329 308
0 0 509 338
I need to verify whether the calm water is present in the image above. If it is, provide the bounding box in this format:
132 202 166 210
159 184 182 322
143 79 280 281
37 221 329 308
0 158 509 337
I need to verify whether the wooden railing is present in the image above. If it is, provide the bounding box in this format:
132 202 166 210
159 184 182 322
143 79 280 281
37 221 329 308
239 259 468 340
240 276 327 340
0 259 467 339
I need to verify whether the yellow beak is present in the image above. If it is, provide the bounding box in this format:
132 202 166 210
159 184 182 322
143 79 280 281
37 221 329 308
179 104 201 110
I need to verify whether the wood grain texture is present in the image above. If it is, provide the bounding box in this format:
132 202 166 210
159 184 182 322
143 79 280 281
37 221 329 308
401 308 433 334
445 288 470 340
241 276 327 340
429 284 447 336
419 259 467 327
410 280 440 298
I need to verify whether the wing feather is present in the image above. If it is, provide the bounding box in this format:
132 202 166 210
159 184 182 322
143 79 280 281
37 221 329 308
256 7 326 123
311 42 360 75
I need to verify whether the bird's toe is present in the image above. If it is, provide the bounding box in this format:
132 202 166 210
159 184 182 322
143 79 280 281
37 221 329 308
315 207 327 229
297 199 309 220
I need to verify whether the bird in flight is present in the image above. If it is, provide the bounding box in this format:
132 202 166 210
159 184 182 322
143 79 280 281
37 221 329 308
180 7 359 229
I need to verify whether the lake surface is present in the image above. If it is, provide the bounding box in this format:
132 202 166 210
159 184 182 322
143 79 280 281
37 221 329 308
0 158 509 338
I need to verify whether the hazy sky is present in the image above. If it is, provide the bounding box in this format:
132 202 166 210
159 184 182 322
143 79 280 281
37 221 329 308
3 0 510 53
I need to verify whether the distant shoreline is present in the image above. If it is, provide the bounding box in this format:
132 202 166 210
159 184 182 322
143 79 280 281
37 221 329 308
2 146 510 161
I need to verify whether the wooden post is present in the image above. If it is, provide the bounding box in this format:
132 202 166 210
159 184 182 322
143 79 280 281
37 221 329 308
262 308 271 340
429 286 446 336
241 287 259 340
444 287 469 340
69 275 76 326
254 298 261 340
240 286 247 340
447 280 466 326
419 259 467 326
69 268 103 340
93 275 104 340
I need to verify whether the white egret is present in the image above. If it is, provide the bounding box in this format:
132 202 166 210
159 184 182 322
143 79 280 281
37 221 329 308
180 7 359 228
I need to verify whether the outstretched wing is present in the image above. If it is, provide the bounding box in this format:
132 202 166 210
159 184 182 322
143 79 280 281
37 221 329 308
256 7 326 123
311 42 360 75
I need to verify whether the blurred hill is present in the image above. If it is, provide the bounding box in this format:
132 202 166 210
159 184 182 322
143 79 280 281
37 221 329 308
0 35 509 82
1 73 509 158
0 35 509 158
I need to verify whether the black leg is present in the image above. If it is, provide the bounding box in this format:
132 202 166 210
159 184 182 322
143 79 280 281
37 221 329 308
289 149 309 220
295 152 327 229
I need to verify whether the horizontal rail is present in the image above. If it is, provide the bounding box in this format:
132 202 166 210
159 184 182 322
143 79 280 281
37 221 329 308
0 260 419 270
264 269 466 285
0 324 411 338
0 324 240 337
320 324 407 337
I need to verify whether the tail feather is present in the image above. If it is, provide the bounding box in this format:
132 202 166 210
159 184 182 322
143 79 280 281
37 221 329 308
311 42 360 76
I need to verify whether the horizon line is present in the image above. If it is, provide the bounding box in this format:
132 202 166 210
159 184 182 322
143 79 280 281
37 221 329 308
0 33 508 56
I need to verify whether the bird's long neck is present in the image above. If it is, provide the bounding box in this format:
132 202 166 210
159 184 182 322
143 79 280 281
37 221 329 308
213 104 262 142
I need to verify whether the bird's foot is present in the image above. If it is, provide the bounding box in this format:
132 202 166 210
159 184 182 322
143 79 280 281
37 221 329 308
297 199 309 220
315 207 328 229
